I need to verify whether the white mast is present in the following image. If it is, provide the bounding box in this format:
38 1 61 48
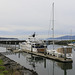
52 2 54 50
52 3 55 75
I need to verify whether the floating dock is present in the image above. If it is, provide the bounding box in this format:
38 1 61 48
13 49 73 63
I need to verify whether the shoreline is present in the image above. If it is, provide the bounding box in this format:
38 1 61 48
0 53 38 75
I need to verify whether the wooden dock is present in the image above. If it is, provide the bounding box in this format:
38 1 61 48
13 49 73 63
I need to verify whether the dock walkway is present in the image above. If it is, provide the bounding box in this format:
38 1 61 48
13 49 73 63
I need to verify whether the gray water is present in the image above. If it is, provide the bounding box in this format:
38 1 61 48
0 44 75 75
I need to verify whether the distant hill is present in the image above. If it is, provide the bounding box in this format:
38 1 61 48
47 35 75 40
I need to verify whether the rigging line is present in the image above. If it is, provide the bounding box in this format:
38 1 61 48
48 20 52 37
48 3 52 38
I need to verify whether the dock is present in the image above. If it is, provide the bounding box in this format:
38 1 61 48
13 49 73 63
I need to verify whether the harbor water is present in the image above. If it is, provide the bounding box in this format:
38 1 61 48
0 44 75 75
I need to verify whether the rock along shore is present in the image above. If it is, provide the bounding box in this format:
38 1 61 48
0 53 38 75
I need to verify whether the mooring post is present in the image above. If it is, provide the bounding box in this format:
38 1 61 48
64 46 66 60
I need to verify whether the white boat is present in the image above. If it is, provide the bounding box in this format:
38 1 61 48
68 43 74 46
47 46 72 58
19 33 47 53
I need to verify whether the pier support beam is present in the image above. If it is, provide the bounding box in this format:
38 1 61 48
18 43 20 49
15 42 16 50
9 42 11 48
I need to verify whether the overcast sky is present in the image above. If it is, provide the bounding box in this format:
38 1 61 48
0 0 75 39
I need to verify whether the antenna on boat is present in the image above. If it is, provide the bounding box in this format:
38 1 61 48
32 32 36 37
52 2 55 50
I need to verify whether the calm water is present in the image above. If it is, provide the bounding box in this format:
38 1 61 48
0 44 75 75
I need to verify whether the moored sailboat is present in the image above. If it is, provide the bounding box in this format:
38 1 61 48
46 2 72 59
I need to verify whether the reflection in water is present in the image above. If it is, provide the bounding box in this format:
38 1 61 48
57 62 72 70
17 52 73 75
26 54 44 70
44 58 46 68
53 61 55 75
57 62 72 75
18 52 20 58
28 54 36 70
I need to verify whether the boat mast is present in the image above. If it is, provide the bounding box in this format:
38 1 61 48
52 2 54 50
52 3 55 75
